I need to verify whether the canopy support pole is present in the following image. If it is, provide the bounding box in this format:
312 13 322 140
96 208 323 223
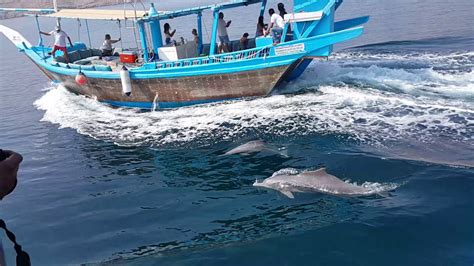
118 19 123 50
53 0 60 27
34 15 45 59
149 19 162 58
85 19 92 48
148 3 162 59
138 21 149 62
209 8 219 56
77 18 81 42
197 12 203 55
259 0 267 17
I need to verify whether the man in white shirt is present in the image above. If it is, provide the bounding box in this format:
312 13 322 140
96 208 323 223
217 12 232 53
265 8 285 44
40 26 73 63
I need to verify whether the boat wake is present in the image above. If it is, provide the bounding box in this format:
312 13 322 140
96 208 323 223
34 48 474 164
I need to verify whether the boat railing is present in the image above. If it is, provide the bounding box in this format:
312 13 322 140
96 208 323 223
154 46 272 69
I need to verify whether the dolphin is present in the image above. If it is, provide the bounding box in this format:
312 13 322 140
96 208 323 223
254 168 392 198
223 140 288 157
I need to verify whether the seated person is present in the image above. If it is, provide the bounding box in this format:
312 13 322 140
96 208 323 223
239 33 249 50
101 34 121 56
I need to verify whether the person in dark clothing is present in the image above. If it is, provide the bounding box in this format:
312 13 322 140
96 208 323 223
256 16 266 37
278 2 287 17
239 32 249 50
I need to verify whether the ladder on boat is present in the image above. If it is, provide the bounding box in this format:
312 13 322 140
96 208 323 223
122 0 150 60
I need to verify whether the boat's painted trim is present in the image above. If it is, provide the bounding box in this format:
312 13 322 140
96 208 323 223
22 26 364 81
0 7 55 13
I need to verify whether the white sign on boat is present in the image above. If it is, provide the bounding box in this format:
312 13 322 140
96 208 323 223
275 43 305 56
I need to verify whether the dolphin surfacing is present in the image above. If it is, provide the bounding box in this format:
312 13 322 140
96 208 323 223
254 168 394 198
223 140 288 157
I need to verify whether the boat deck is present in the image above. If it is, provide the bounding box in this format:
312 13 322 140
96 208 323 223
32 41 273 73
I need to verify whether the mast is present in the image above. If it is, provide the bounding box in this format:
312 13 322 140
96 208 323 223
53 0 60 27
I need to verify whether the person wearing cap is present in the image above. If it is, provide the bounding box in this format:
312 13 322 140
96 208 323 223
40 26 73 63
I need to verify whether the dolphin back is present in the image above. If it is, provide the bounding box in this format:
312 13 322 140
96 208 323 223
255 168 393 198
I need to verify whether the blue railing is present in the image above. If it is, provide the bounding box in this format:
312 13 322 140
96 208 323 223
154 46 272 69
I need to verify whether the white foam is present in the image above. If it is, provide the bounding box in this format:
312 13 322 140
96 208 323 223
33 50 474 147
271 168 301 177
285 58 474 99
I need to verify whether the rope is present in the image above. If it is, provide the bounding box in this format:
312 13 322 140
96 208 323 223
0 219 31 266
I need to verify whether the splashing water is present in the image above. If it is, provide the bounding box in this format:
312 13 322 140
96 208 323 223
33 49 474 150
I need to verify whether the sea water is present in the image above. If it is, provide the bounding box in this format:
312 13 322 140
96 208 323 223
0 0 473 265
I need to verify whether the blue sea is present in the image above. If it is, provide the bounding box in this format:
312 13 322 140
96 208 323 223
0 0 473 265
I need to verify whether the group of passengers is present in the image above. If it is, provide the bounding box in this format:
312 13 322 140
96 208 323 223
41 3 290 63
41 25 122 63
217 2 289 53
221 2 289 52
164 2 290 54
257 3 289 44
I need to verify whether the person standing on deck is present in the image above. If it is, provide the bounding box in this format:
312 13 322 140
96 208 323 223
256 16 266 37
164 23 176 46
265 8 285 44
40 26 73 63
278 2 292 41
278 3 288 18
192 28 202 55
217 12 232 53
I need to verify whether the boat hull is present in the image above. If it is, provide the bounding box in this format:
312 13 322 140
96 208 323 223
39 64 290 108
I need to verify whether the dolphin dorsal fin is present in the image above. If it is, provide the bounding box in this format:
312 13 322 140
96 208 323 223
314 168 328 174
280 190 295 199
299 168 328 178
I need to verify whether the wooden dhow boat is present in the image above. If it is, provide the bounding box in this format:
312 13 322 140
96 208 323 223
0 0 369 109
